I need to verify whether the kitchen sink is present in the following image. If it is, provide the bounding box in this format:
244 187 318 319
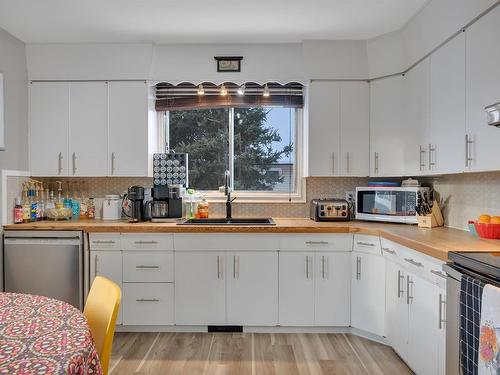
178 218 275 225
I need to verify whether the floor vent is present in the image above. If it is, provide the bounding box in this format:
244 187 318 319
208 325 243 333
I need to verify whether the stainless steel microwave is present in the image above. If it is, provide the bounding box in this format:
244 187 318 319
355 186 429 224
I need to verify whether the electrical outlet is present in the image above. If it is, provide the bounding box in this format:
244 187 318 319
345 191 355 203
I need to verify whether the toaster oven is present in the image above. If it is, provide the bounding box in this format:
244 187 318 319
310 199 350 221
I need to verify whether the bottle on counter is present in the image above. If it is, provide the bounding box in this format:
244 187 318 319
63 181 72 217
29 182 37 222
79 181 88 219
198 198 209 219
21 184 31 223
87 197 95 219
36 182 45 221
14 197 23 224
71 181 81 220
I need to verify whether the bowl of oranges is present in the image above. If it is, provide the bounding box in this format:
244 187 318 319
474 215 500 239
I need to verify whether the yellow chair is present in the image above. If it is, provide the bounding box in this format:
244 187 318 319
84 276 122 375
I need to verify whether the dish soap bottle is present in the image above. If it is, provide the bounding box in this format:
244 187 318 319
14 197 23 224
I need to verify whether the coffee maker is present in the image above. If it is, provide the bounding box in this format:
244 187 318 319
147 185 183 222
123 186 145 222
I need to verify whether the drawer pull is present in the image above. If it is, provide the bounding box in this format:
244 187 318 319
404 258 423 268
134 241 159 245
93 240 115 244
305 241 329 245
382 247 395 254
135 265 160 269
136 298 159 302
357 241 375 247
431 269 447 279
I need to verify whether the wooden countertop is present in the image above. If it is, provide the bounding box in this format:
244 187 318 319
4 218 500 261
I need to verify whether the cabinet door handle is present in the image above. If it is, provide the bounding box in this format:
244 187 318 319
92 240 115 244
397 270 404 298
111 152 116 175
357 241 375 247
382 247 395 254
134 240 159 245
404 258 423 268
374 152 379 174
465 134 473 167
305 241 329 245
356 256 361 280
430 269 447 279
346 152 350 175
332 152 335 175
406 276 413 305
439 293 446 329
135 265 160 269
321 255 325 279
428 144 436 169
305 256 309 279
233 255 240 279
72 152 77 175
94 254 99 275
419 145 426 171
58 152 63 175
217 256 220 279
136 298 159 302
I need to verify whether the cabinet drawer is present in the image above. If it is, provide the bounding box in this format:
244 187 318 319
174 234 279 251
122 283 174 325
280 234 353 252
122 234 173 251
89 233 121 251
123 252 173 282
353 234 381 255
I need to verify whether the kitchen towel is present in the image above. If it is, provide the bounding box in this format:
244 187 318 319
478 284 500 375
461 275 485 375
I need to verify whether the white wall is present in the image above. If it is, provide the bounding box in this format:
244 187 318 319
0 27 28 172
367 0 498 78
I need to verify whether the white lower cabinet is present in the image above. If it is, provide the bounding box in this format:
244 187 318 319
90 250 123 324
226 252 278 326
122 283 174 326
351 251 385 336
279 251 351 326
174 252 226 325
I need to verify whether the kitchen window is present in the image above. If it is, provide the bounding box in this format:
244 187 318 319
163 105 302 200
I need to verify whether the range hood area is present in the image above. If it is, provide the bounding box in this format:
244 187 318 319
486 101 500 127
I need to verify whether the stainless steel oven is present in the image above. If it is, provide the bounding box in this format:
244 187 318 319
355 186 429 224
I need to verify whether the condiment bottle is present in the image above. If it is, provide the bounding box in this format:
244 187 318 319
14 197 23 224
198 198 209 219
87 197 95 219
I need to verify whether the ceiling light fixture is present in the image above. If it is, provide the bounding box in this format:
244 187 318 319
197 84 205 95
237 84 245 95
263 84 270 97
220 84 228 96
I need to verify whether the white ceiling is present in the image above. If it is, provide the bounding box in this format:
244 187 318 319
0 0 429 44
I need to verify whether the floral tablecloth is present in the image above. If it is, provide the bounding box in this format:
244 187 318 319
0 292 102 374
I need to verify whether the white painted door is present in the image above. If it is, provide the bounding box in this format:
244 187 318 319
90 250 123 324
385 260 408 361
402 58 430 176
314 252 351 326
108 81 149 176
29 82 69 176
226 252 278 326
429 33 466 175
279 252 314 326
351 251 386 337
465 6 500 172
174 252 226 325
69 82 108 176
340 82 370 177
369 76 405 177
407 273 440 375
308 81 340 176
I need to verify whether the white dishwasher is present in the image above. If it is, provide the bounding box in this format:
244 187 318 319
3 231 84 309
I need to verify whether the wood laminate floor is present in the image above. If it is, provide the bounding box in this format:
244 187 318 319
109 332 413 375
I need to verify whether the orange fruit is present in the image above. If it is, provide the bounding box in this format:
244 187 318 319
490 216 500 224
478 214 491 223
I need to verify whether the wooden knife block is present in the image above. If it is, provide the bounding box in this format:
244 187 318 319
417 201 444 228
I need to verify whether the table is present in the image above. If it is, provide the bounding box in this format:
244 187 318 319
0 293 102 374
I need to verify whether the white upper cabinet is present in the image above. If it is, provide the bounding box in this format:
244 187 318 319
369 75 405 177
108 81 150 177
429 33 466 175
402 58 430 176
29 82 69 176
339 82 370 177
69 82 108 176
308 81 369 177
465 6 500 172
308 81 341 176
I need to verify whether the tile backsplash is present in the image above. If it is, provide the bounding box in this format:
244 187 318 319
14 172 500 230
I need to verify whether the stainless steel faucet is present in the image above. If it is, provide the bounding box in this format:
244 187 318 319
224 170 236 219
